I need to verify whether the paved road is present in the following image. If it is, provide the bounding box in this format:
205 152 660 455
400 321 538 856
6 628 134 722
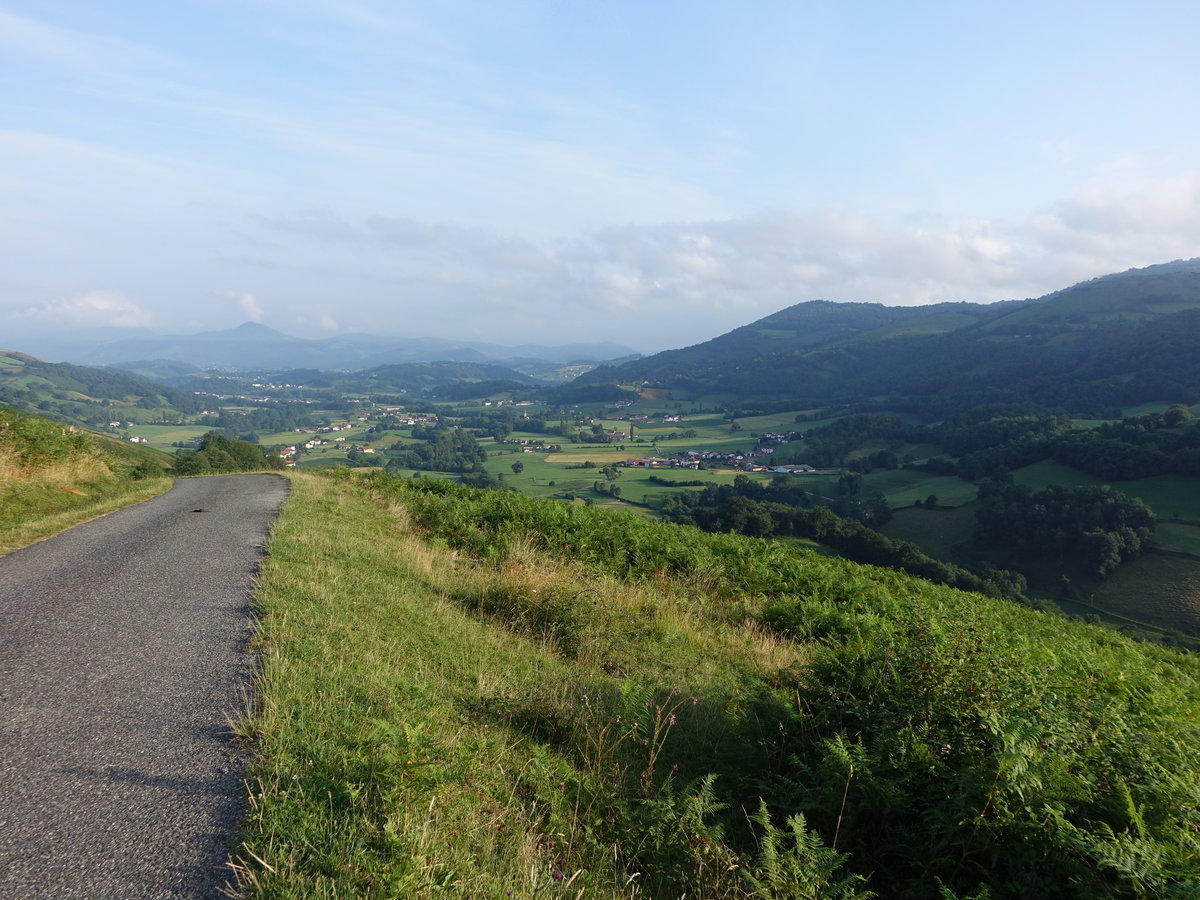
0 474 289 899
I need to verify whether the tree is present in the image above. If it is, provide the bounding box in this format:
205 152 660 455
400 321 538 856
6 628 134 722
511 460 524 475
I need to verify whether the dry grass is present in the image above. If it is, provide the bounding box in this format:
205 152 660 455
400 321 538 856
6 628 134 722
0 447 173 556
0 478 173 556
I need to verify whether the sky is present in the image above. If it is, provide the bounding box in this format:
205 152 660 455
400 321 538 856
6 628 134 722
4 0 1200 355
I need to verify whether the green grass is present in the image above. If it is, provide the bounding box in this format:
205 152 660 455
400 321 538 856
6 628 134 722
124 424 212 448
1153 522 1200 556
1 404 174 553
732 410 815 431
236 470 1200 899
237 472 828 897
1092 553 1200 636
1012 460 1200 520
862 469 979 508
0 475 172 555
882 503 979 563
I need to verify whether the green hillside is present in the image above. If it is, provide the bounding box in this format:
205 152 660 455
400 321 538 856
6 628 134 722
574 259 1200 416
0 403 172 553
234 470 1200 898
0 350 206 427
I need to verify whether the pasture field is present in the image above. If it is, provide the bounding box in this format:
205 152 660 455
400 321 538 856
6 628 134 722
1152 522 1200 556
125 424 211 448
732 409 819 431
600 469 774 508
1012 460 1200 521
542 448 637 465
1092 553 1200 636
255 430 309 446
882 504 979 564
864 470 979 508
295 455 352 469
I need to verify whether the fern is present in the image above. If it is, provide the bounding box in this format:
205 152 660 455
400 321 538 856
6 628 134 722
742 800 873 899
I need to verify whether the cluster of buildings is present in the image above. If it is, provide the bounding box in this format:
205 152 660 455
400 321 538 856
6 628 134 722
622 449 817 474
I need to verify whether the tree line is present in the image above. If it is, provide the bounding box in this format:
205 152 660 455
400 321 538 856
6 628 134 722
660 475 1033 603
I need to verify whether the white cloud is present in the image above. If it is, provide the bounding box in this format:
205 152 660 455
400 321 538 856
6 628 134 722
239 173 1200 349
319 312 339 331
240 292 264 322
21 291 152 329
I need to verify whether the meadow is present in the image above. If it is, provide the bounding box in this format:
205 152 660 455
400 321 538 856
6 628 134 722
124 423 212 449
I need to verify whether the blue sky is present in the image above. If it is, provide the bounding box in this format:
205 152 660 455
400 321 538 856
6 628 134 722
3 1 1200 354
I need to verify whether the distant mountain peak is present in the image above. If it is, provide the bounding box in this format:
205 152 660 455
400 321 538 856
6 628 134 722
221 321 291 339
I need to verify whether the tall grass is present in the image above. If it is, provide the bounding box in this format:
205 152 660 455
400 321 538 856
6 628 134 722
235 470 1200 898
0 407 171 553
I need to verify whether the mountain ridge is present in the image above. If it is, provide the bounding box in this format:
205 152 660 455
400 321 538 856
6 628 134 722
575 258 1200 415
26 323 639 372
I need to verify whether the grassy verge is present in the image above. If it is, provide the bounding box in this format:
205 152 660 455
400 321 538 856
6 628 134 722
236 470 1200 899
1 403 175 554
0 472 172 555
234 472 862 898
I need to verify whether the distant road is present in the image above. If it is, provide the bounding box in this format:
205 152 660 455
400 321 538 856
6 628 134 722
0 474 289 899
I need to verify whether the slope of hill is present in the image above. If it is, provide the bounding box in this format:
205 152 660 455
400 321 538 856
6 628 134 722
362 361 547 393
0 403 172 553
574 259 1200 416
0 350 206 427
234 469 1200 898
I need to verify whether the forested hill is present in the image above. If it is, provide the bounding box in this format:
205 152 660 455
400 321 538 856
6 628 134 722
0 351 206 426
573 258 1200 415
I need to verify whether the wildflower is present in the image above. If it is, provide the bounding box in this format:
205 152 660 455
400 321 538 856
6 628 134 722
553 871 564 881
668 714 677 726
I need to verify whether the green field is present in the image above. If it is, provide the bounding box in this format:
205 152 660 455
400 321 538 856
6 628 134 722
862 469 979 508
1092 553 1200 636
255 430 308 446
1153 522 1200 556
125 424 212 448
1012 459 1200 520
732 410 820 431
882 504 979 564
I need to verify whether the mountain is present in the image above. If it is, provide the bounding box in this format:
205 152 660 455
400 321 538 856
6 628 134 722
573 258 1200 416
31 323 638 373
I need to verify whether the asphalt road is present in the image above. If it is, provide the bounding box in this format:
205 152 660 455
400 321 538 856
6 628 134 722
0 474 290 899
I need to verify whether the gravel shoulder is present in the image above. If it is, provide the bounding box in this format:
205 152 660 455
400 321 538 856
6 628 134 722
0 474 289 899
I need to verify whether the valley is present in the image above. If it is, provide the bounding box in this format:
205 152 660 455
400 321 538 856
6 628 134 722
6 257 1200 896
8 259 1200 644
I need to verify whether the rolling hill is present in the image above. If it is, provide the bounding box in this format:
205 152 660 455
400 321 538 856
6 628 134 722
38 321 636 373
574 258 1200 416
0 350 207 427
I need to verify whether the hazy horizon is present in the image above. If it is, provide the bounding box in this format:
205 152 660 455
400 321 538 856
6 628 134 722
4 1 1200 349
